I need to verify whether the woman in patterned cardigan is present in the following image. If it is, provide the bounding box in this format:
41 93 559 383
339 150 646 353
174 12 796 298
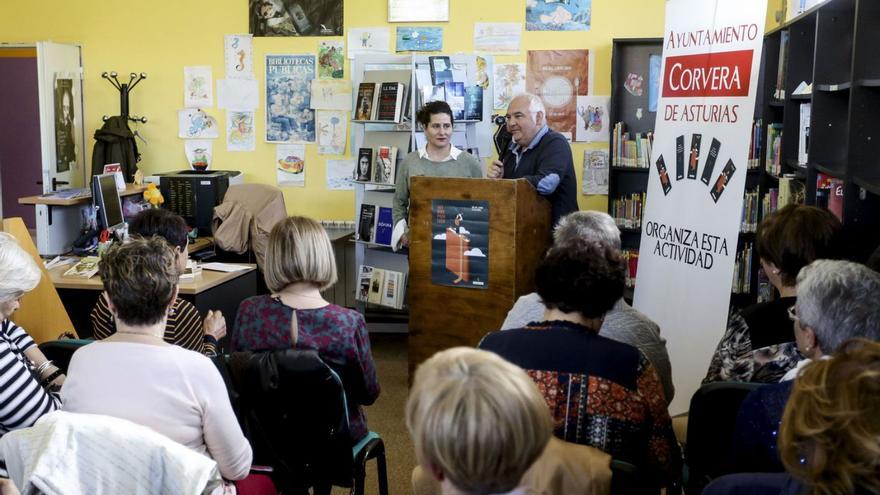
232 216 380 442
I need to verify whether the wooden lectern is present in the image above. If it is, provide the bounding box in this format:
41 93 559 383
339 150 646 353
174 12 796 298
407 177 552 376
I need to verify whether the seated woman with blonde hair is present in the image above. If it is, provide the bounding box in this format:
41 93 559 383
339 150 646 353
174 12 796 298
232 216 380 442
408 347 611 495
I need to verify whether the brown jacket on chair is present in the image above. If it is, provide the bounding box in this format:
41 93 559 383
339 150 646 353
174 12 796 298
411 437 612 495
212 184 287 270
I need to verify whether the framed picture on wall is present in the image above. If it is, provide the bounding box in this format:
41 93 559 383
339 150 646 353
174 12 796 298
249 0 343 36
388 0 449 22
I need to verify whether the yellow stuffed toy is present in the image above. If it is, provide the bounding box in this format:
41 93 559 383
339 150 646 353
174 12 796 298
143 183 164 207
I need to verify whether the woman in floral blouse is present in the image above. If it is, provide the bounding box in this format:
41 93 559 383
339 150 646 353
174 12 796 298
703 205 842 384
232 216 380 441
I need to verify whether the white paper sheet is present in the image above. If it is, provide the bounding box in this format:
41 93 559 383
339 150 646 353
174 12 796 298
309 79 352 110
183 66 213 108
224 34 254 79
326 159 355 190
201 262 252 272
493 63 525 110
226 110 256 152
474 23 522 54
217 79 259 110
582 150 609 194
317 110 347 155
276 144 306 187
575 95 610 142
178 109 219 139
347 28 391 59
388 0 449 21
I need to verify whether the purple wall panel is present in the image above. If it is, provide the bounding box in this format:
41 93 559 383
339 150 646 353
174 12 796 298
0 57 42 228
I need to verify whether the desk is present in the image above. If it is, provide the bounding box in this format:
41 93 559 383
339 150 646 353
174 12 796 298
19 184 147 256
188 236 214 254
49 262 257 340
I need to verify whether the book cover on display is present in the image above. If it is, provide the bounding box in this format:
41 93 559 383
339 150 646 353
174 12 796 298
355 82 378 121
374 146 397 184
463 86 483 121
430 199 489 289
376 82 405 122
367 268 386 304
375 207 394 246
356 265 374 302
356 148 373 182
428 56 452 85
357 204 376 242
443 81 465 120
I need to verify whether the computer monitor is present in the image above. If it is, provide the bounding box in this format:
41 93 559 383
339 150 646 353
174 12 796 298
92 173 125 230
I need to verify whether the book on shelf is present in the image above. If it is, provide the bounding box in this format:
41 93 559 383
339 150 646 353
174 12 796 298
612 122 652 168
611 192 645 229
419 84 446 110
62 256 100 279
428 56 452 85
444 81 465 121
356 264 406 309
464 86 483 121
741 188 759 233
376 82 406 122
356 265 374 302
732 242 754 294
374 207 394 246
778 176 805 207
622 249 639 288
367 268 385 305
373 146 398 185
762 187 779 218
354 82 379 121
356 148 373 182
815 173 843 221
765 123 783 176
774 31 789 99
798 103 810 166
357 204 376 243
380 270 405 309
747 119 762 169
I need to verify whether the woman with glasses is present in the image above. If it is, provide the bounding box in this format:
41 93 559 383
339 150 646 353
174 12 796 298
703 205 842 384
729 259 880 473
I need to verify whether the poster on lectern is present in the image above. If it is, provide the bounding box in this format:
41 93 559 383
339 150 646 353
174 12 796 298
632 0 766 413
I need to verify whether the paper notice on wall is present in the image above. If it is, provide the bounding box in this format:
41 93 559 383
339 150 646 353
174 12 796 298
224 34 254 79
326 159 355 190
184 140 213 171
347 28 391 59
178 108 219 139
276 144 305 187
527 50 589 141
473 23 521 54
184 66 213 108
582 150 608 194
310 79 352 110
217 79 259 110
574 95 609 142
317 110 347 155
632 0 767 414
493 63 525 110
226 110 255 152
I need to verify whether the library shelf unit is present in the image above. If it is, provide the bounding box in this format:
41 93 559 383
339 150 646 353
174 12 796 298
349 54 495 326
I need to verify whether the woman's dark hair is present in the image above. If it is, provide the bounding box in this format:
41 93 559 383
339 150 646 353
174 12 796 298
129 208 189 251
535 240 625 320
755 204 842 287
417 100 454 127
100 237 180 326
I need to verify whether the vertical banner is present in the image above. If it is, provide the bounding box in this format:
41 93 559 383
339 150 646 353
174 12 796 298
633 0 766 413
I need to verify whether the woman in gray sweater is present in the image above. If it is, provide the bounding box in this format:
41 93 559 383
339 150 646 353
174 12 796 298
392 101 483 247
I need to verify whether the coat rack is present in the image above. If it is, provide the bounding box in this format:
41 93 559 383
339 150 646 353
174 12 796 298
101 71 148 123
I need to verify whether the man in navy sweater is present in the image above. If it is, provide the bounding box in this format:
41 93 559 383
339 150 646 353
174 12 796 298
487 93 578 224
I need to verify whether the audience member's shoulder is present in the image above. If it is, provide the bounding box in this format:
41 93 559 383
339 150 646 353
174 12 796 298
238 294 273 310
321 303 366 324
609 301 661 332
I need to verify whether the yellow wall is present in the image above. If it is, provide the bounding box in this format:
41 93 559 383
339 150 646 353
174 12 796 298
0 0 781 219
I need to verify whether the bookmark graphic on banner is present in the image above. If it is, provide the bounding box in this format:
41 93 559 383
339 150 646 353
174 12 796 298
632 0 767 414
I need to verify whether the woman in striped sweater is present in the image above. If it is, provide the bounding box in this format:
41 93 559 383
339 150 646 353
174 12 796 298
0 233 64 437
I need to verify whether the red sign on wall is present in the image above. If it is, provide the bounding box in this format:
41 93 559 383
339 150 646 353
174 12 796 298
663 49 753 98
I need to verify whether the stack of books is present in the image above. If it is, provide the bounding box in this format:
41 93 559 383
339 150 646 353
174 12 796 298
611 192 645 229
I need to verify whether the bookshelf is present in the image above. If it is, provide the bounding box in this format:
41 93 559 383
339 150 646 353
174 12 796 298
349 54 494 324
777 0 880 262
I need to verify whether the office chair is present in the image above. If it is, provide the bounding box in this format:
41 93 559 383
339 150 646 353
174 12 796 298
224 349 388 495
685 381 762 494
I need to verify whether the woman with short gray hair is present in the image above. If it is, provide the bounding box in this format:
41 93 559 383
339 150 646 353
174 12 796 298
0 233 64 437
785 259 880 379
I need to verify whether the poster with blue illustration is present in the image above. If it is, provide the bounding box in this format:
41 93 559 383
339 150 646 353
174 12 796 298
431 199 489 289
396 27 443 52
266 54 316 143
526 0 591 31
648 54 662 113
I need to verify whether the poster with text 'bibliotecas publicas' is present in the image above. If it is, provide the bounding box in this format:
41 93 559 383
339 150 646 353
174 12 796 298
633 0 766 414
